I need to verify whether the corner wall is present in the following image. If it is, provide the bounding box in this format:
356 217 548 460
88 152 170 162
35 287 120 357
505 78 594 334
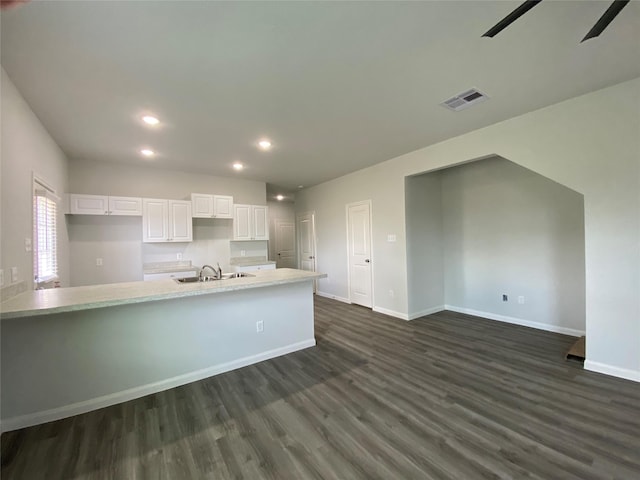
296 78 640 381
1 69 70 296
441 157 585 335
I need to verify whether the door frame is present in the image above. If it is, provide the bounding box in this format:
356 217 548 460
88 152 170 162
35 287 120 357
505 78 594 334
297 211 317 292
345 200 374 307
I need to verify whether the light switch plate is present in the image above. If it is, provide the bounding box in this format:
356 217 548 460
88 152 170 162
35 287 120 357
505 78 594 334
387 234 397 242
96 258 103 267
11 267 18 283
177 253 183 260
24 237 32 252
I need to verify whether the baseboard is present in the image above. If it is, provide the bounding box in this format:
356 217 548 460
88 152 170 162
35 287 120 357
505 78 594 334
0 339 316 433
316 291 350 304
408 305 446 320
372 306 409 321
584 360 640 383
444 305 586 337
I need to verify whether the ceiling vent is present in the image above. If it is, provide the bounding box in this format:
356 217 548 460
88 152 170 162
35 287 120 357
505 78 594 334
440 88 489 112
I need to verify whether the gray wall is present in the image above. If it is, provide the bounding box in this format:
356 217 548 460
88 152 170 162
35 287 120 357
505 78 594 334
405 173 444 316
441 157 585 332
296 78 640 380
1 69 70 296
67 158 267 285
2 281 314 427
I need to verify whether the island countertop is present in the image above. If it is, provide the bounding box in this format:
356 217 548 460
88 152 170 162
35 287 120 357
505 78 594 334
0 268 326 320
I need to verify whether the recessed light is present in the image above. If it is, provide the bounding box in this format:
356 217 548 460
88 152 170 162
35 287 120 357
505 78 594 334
298 185 304 189
276 195 284 201
142 115 160 125
233 162 244 170
258 139 272 150
140 149 155 157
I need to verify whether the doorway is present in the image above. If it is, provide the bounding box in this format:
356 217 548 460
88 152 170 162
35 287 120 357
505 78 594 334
346 200 373 308
297 212 316 273
274 219 296 268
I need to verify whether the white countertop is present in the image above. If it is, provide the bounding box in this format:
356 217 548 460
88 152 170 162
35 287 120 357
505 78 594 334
1 268 326 320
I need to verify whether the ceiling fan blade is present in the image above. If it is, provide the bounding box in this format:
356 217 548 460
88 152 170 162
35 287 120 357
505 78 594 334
581 0 630 42
482 0 544 38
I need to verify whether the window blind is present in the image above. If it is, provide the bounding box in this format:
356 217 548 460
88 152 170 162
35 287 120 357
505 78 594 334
33 184 58 284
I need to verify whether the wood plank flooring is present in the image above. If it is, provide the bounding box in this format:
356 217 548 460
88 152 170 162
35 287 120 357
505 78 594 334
2 296 639 479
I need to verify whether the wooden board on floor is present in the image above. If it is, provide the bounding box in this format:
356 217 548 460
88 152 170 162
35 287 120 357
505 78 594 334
566 335 585 360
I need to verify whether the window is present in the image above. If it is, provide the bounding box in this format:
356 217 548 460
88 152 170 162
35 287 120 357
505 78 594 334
33 179 59 285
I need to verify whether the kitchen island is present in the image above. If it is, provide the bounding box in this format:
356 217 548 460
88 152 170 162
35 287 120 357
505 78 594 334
1 268 325 432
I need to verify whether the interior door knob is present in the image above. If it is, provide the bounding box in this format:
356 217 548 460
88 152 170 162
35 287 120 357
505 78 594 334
365 259 370 263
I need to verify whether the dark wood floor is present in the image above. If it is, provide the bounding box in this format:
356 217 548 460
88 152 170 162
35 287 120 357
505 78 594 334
2 296 639 479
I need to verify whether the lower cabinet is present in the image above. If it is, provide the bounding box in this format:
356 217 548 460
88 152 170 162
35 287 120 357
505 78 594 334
142 199 193 243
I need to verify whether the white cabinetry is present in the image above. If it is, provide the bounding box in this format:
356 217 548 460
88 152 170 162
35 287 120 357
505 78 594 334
233 204 268 240
191 193 233 219
143 199 192 243
68 194 143 216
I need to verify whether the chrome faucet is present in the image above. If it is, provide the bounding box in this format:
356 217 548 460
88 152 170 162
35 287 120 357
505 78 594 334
200 263 222 280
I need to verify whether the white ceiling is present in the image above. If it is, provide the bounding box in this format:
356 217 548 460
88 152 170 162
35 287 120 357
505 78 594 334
2 1 639 196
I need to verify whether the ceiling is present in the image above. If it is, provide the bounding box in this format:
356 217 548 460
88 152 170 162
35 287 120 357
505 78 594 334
2 1 639 198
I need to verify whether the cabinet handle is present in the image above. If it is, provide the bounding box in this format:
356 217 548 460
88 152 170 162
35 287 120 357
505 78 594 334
104 211 108 215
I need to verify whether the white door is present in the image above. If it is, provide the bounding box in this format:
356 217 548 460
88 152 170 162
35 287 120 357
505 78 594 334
69 194 109 215
213 195 233 218
169 200 193 242
143 198 169 242
191 193 214 218
109 196 142 216
297 212 316 272
252 205 269 240
347 201 372 308
275 220 296 268
233 204 252 240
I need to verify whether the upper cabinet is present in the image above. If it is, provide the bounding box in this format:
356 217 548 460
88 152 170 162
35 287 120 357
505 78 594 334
68 194 142 216
233 204 269 241
191 193 233 219
143 199 192 243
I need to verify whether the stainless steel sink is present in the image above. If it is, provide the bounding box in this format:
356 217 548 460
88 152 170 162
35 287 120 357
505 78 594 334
174 273 254 284
222 272 255 279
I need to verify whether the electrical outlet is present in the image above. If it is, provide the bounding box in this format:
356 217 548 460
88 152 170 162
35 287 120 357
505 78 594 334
0 269 4 287
518 296 525 304
241 250 246 257
389 289 395 298
11 267 18 283
502 294 508 302
96 258 103 267
256 320 264 333
177 253 183 260
24 237 32 252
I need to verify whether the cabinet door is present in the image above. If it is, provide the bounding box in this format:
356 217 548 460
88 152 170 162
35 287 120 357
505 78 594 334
109 196 142 216
191 193 214 218
252 205 269 240
169 200 193 242
69 194 109 215
213 195 233 218
233 204 252 240
142 199 169 242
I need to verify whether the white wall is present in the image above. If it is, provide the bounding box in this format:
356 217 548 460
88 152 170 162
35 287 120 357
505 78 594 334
405 173 444 317
67 159 267 285
441 157 585 334
1 69 70 296
296 78 640 381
